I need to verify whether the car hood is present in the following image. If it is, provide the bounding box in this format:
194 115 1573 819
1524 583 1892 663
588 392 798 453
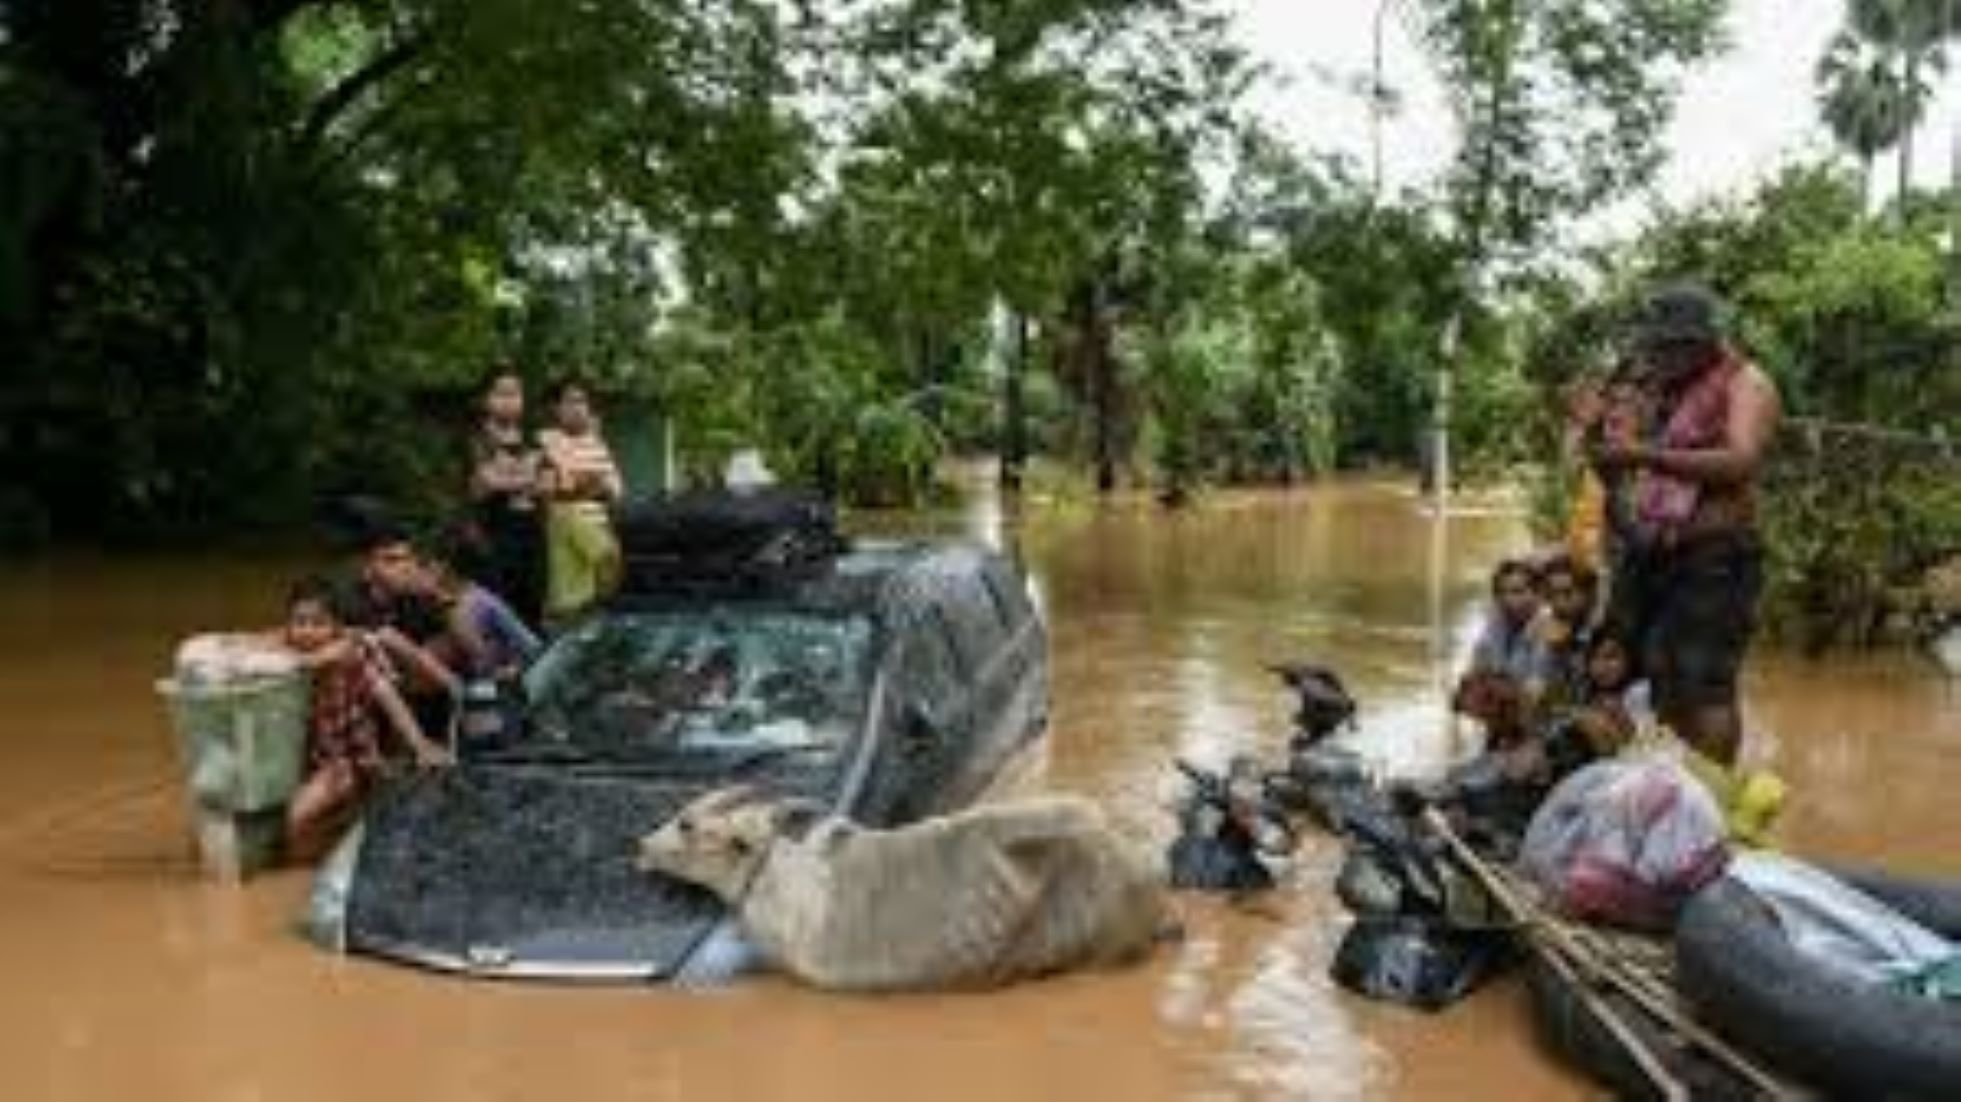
311 763 837 981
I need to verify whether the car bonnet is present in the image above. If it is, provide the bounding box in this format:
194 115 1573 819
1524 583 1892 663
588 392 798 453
323 752 864 981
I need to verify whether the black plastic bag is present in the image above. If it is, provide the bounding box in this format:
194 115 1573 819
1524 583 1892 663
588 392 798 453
1167 830 1275 893
1165 759 1296 893
1330 915 1514 1012
1435 754 1547 861
616 489 846 592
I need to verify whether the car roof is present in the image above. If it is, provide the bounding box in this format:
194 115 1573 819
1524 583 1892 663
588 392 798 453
604 538 995 619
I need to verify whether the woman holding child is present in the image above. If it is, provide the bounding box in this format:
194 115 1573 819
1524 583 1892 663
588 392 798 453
468 367 548 630
465 368 626 627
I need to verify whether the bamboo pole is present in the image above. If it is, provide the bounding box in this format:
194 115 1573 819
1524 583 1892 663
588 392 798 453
1423 809 1802 1100
1530 923 1691 1102
1416 812 1685 1099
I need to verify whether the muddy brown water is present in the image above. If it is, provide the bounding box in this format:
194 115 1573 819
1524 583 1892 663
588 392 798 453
0 479 1954 1100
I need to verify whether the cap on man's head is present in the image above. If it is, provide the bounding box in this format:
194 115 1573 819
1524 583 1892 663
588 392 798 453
1634 282 1725 349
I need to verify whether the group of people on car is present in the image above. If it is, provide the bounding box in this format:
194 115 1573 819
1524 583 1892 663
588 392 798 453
271 368 626 857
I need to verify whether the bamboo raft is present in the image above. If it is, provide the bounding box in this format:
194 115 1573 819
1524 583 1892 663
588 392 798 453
1421 810 1806 1101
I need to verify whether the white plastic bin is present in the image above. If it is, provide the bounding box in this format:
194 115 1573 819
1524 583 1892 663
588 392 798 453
156 672 310 813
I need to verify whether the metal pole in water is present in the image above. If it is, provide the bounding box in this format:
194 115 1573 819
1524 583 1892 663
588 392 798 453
1430 307 1461 745
1436 308 1458 523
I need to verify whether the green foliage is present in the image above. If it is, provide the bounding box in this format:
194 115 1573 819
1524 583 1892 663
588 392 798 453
1405 0 1729 257
1817 29 1916 194
0 0 1257 537
1764 448 1961 651
0 0 1774 553
1135 252 1342 489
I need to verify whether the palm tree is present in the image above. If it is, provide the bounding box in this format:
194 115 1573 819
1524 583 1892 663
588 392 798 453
1843 0 1950 206
1817 31 1911 207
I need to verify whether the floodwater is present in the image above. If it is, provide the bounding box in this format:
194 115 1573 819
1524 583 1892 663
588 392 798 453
0 478 1955 1101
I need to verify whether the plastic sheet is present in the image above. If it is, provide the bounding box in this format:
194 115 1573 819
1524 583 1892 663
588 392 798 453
1727 852 1955 987
1520 758 1729 930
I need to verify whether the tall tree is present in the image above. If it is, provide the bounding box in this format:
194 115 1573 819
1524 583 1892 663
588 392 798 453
1840 0 1950 207
0 0 1257 534
1406 0 1730 262
1817 30 1913 206
1397 0 1729 489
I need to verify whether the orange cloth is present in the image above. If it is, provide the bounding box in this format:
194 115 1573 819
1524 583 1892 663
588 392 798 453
1565 470 1607 575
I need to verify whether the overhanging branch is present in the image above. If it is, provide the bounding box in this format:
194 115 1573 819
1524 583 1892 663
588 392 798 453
298 29 434 151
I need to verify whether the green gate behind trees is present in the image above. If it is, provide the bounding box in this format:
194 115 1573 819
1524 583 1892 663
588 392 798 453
604 395 676 499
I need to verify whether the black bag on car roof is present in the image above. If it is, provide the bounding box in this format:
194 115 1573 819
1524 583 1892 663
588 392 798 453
615 489 848 591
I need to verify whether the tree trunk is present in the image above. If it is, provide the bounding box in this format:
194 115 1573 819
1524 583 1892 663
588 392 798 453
1898 53 1917 216
1898 126 1914 213
1000 311 1028 497
915 325 941 431
1089 282 1118 495
1437 0 1523 504
1950 86 1961 313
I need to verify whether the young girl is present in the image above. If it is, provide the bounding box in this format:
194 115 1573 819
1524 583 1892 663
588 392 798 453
1563 362 1654 577
538 379 623 620
1567 632 1655 759
279 578 451 861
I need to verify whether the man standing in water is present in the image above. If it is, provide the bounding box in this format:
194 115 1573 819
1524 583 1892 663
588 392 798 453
1591 284 1781 766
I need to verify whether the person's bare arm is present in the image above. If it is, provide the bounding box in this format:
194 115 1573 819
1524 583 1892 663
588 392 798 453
272 634 356 671
373 626 462 698
366 665 452 766
1595 368 1781 487
585 418 623 501
1645 368 1780 486
471 453 533 499
596 450 623 502
447 603 493 678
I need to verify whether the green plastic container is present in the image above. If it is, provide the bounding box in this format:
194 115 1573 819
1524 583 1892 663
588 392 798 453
156 672 310 814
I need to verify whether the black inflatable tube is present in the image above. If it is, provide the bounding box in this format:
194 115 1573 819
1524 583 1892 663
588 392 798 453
1672 869 1961 1099
1525 955 1744 1102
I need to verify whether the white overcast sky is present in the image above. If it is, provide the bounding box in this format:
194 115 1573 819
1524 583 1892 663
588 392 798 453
1234 0 1960 232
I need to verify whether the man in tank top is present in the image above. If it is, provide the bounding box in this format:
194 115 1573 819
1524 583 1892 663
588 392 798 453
1590 283 1781 766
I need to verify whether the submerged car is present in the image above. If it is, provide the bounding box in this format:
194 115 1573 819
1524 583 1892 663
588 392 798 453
305 493 1048 981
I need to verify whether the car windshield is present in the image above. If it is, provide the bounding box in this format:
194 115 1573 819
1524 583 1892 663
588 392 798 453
520 609 875 765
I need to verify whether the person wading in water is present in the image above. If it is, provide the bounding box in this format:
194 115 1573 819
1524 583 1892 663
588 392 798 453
1590 284 1781 766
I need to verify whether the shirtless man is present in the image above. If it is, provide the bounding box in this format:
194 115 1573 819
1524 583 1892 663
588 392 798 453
1590 283 1782 765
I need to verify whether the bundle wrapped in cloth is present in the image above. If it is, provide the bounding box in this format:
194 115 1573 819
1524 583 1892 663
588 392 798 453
174 632 300 685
